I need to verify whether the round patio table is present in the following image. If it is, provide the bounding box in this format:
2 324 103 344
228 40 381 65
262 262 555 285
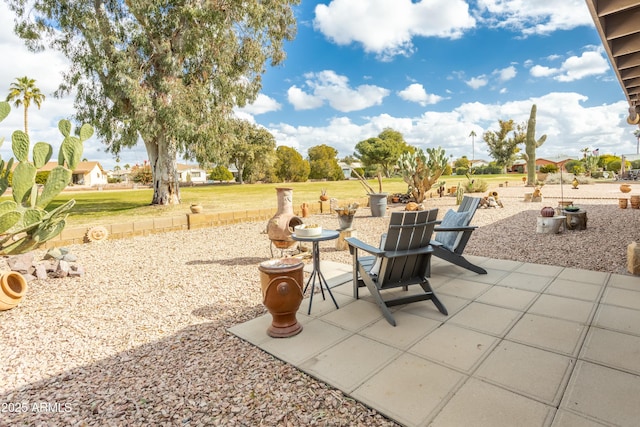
291 230 340 314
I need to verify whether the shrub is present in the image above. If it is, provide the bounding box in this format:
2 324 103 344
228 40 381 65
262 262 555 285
209 165 234 182
455 167 468 176
539 164 558 173
462 178 488 193
563 159 583 174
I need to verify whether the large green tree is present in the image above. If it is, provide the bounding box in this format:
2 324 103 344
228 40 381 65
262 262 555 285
483 119 526 173
354 128 412 177
274 146 309 182
7 0 298 205
227 120 276 185
6 76 45 135
308 144 343 181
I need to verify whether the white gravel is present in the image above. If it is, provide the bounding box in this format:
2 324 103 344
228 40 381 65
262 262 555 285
0 182 638 426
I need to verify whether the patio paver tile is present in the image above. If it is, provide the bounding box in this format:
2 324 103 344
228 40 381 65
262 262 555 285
551 410 610 427
527 294 596 324
478 257 524 272
320 299 383 331
606 273 640 291
556 268 608 286
561 361 640 426
592 304 640 337
399 294 471 322
359 311 442 350
435 278 492 300
544 278 603 302
448 301 522 337
351 353 465 427
409 323 498 373
474 341 574 405
580 327 640 376
260 319 351 365
515 263 563 277
475 286 539 311
299 334 401 393
430 378 555 427
506 313 587 356
601 287 640 311
496 271 554 292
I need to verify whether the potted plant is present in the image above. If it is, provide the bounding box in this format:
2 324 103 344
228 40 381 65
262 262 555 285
352 169 387 217
335 202 359 230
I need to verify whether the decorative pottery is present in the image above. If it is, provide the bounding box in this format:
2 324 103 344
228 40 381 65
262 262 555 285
619 198 628 209
259 258 304 338
369 193 388 217
631 195 640 209
572 178 579 189
337 213 354 230
620 184 632 193
540 207 555 217
0 271 28 311
266 188 303 249
190 203 203 214
301 203 310 218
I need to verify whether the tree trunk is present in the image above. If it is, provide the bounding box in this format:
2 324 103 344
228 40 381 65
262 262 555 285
146 136 180 205
236 161 245 184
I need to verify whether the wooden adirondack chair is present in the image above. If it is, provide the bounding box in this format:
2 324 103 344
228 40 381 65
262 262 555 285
431 195 487 274
346 209 447 326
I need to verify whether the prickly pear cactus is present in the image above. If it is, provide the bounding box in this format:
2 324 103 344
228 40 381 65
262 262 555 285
523 104 547 186
398 147 448 203
455 185 465 206
0 101 93 255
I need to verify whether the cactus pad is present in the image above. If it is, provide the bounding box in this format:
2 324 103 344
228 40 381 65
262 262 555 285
33 142 53 169
12 162 37 205
12 130 30 162
58 119 72 137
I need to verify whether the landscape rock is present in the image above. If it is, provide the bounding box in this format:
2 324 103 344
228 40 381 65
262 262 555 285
7 253 36 273
43 248 63 260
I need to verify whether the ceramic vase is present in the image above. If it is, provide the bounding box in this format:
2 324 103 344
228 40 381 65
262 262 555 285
0 272 28 311
259 258 304 338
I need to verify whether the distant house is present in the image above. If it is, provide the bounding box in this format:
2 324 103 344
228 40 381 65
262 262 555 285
508 157 577 173
177 164 208 184
39 161 108 187
338 161 362 179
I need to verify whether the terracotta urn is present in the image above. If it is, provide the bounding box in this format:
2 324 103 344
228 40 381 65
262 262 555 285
620 184 632 193
301 203 310 218
0 272 28 311
259 258 304 338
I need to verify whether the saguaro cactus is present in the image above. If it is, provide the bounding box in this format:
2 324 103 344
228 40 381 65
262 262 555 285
398 147 448 203
523 104 547 186
0 101 93 254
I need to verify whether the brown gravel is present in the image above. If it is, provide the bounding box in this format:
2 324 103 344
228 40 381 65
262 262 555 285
0 182 638 426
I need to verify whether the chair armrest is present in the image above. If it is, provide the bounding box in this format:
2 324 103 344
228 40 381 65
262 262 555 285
384 246 434 258
434 225 478 232
346 237 384 256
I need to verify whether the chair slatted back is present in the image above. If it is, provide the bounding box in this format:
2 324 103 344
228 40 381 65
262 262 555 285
378 209 438 289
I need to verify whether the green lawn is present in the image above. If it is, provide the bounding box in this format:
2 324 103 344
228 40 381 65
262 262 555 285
42 174 526 227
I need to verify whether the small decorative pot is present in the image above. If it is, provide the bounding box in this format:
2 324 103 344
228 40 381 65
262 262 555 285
620 184 632 193
0 272 28 311
630 195 640 209
619 198 628 209
540 206 555 217
301 203 310 217
190 203 203 214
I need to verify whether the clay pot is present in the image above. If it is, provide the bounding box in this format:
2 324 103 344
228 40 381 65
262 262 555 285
619 198 628 209
0 272 28 311
301 203 310 218
631 195 640 209
190 203 203 214
620 184 632 193
319 194 329 201
540 206 555 217
259 258 304 338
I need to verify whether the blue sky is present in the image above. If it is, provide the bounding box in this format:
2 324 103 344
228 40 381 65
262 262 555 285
0 0 636 170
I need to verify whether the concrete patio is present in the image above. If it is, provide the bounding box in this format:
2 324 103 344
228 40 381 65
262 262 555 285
229 256 640 427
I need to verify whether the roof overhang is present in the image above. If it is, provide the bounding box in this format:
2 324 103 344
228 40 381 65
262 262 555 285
585 0 640 124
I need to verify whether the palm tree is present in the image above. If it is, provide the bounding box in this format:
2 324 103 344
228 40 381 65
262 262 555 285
6 76 46 134
469 130 477 161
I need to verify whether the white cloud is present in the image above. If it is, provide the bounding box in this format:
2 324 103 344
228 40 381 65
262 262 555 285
495 65 517 82
529 50 610 82
477 0 593 36
261 92 632 162
235 94 281 115
313 0 475 60
466 76 489 89
397 83 443 106
287 70 390 113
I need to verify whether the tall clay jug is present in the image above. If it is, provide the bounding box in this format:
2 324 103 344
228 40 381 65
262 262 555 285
259 258 304 338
